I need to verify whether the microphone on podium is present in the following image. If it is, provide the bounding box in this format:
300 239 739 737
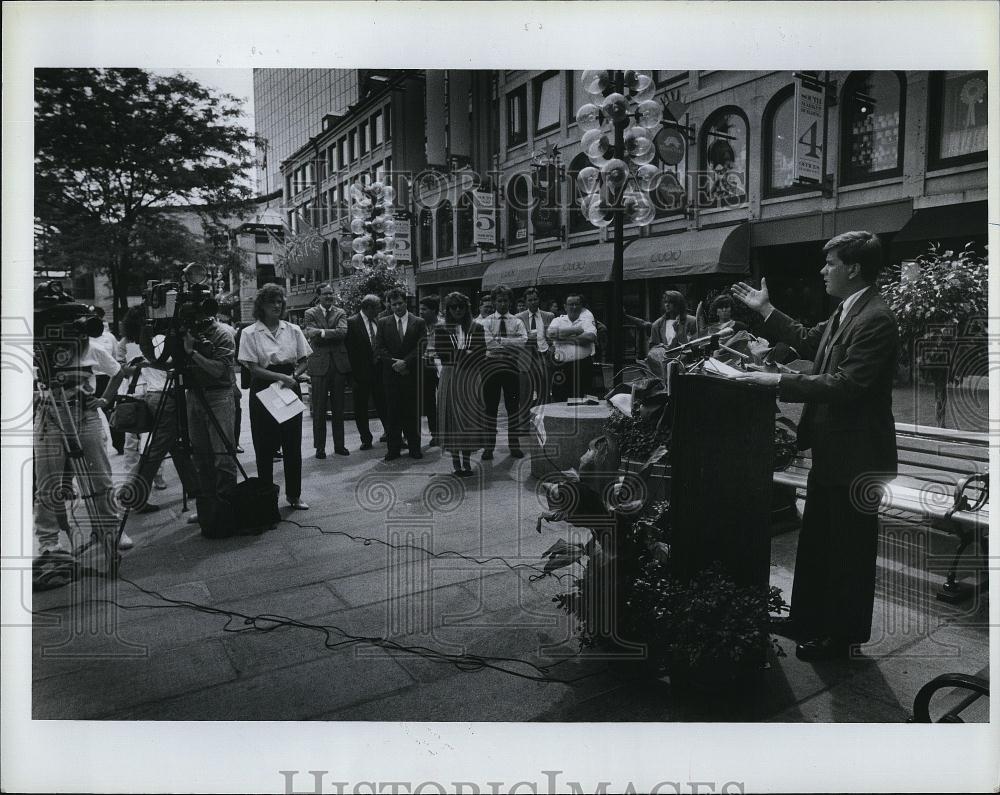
663 326 736 357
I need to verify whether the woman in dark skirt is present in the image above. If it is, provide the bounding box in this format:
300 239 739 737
237 284 312 509
434 292 487 476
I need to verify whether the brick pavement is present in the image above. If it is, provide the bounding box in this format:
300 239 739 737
28 394 990 722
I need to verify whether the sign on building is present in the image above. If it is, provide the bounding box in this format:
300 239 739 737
473 190 497 246
393 214 412 264
793 74 826 184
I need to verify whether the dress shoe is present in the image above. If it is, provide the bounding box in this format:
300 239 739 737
378 434 388 443
359 441 373 451
409 450 424 460
274 451 283 460
795 636 852 662
186 513 200 525
315 450 327 460
428 438 439 448
509 447 525 459
400 439 409 450
236 446 245 454
456 468 474 478
288 499 310 510
136 503 161 515
481 450 494 461
384 452 401 462
334 448 350 456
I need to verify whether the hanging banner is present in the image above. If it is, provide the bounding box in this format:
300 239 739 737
793 75 826 184
393 214 412 264
473 190 497 246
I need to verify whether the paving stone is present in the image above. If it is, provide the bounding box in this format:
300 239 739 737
32 638 238 719
113 648 415 720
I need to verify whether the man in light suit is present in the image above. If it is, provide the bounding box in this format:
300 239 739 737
733 230 898 662
374 288 427 461
346 294 387 451
303 283 351 458
516 286 554 408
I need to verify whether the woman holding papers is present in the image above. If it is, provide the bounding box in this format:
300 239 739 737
238 284 312 510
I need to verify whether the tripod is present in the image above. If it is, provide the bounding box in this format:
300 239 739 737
115 362 249 549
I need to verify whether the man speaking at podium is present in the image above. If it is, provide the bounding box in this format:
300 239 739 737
732 231 898 662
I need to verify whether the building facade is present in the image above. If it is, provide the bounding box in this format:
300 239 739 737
277 72 427 317
411 69 987 333
253 69 360 195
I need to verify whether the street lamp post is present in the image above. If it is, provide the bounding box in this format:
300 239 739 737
575 70 661 387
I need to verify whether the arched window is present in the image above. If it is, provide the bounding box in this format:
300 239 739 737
436 200 454 257
840 71 905 184
457 193 476 253
418 208 433 261
699 107 748 208
566 153 593 234
928 70 987 169
762 85 817 197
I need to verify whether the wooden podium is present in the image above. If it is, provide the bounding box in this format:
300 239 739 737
669 373 776 590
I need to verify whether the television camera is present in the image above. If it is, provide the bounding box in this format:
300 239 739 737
141 263 219 365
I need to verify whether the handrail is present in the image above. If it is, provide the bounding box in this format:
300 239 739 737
911 673 989 722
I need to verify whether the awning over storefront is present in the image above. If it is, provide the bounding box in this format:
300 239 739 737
480 252 550 290
833 199 913 235
535 243 615 285
623 223 749 280
416 261 490 286
751 199 914 247
892 200 987 244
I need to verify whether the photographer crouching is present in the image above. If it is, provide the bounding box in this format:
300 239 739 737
174 300 239 536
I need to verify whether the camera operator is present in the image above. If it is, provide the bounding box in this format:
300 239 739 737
176 300 238 535
32 286 136 587
119 306 199 521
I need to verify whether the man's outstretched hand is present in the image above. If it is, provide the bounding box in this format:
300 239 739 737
732 278 772 315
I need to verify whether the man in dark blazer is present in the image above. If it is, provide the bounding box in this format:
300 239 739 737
374 288 427 461
345 293 387 451
516 286 554 408
303 284 351 458
733 230 898 662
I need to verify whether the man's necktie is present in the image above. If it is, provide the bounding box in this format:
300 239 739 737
397 317 404 339
499 316 507 338
527 315 537 350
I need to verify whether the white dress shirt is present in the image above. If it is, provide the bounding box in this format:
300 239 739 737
523 310 550 353
548 313 597 362
480 312 527 356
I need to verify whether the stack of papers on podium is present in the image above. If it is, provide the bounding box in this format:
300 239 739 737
702 358 745 379
257 381 306 423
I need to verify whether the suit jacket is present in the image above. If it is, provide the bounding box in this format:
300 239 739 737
302 305 350 376
516 309 554 351
346 312 381 383
650 314 699 347
374 312 427 382
764 288 898 485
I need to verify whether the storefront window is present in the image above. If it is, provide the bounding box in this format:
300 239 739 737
419 208 433 261
457 193 475 253
436 201 454 257
699 107 748 208
506 173 531 244
766 88 796 193
566 153 592 234
840 71 904 184
930 70 987 168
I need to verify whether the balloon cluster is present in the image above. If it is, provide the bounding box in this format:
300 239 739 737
349 181 399 270
575 70 664 228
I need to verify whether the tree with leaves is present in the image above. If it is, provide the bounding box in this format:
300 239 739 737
34 68 256 323
879 242 988 427
337 262 409 315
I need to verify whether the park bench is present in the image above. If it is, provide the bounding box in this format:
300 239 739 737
772 423 990 602
910 670 990 722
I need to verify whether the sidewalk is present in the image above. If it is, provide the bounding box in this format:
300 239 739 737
29 396 990 722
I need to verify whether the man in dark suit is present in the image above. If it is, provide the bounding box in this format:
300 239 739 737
303 283 351 458
516 286 554 409
733 230 899 662
374 288 426 460
345 294 387 451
